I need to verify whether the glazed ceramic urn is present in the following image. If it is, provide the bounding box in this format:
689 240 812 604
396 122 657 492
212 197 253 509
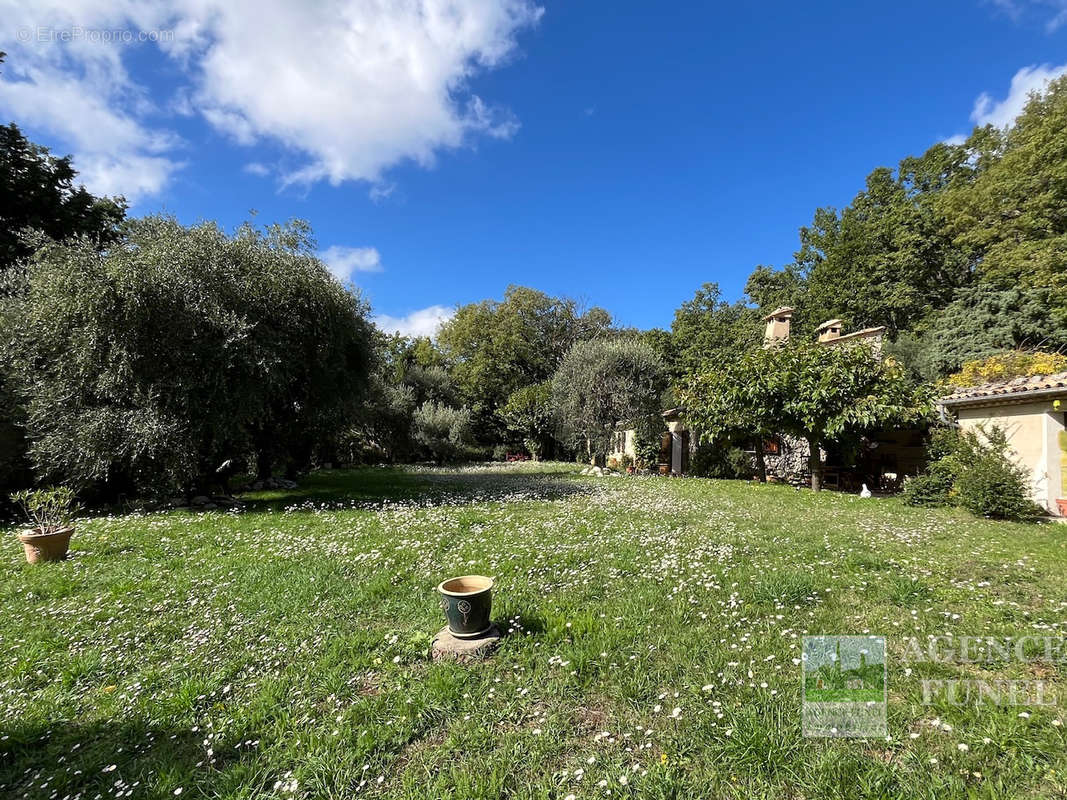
438 575 493 638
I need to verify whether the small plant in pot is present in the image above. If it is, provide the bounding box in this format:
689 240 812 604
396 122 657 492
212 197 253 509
11 487 80 564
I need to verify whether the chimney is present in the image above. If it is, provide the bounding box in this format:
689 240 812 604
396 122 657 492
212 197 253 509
762 307 794 347
816 319 843 343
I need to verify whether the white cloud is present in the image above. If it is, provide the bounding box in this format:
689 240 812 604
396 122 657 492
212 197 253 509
987 0 1067 30
0 0 541 202
970 63 1067 128
0 28 184 202
243 161 270 177
320 245 383 282
945 62 1067 143
374 305 454 339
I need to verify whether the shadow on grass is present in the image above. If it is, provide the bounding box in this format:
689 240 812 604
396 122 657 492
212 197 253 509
491 608 549 638
237 466 603 512
0 718 227 799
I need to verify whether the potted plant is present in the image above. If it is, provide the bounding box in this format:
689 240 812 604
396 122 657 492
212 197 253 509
11 487 79 564
438 575 494 638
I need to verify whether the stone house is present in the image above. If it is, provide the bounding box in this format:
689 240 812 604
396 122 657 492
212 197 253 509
756 308 927 487
937 372 1067 516
610 307 925 484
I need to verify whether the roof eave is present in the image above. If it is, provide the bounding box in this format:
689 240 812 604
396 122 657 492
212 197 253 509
938 385 1067 408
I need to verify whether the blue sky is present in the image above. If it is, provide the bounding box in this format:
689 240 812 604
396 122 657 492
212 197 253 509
1 1 1066 335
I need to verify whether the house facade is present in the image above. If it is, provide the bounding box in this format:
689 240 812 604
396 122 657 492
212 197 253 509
938 372 1067 516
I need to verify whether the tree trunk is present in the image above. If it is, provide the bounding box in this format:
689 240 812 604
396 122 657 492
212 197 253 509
807 436 823 491
754 445 767 483
255 438 274 480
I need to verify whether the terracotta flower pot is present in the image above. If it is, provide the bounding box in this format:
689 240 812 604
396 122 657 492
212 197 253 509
1056 499 1067 518
438 575 493 638
18 526 74 564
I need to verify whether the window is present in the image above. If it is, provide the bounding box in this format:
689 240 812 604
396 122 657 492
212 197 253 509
762 438 781 455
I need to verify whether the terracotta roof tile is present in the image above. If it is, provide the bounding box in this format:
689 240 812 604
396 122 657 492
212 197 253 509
939 370 1067 404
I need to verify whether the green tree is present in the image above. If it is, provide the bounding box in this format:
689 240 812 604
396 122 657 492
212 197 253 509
677 349 784 482
799 148 973 336
551 337 666 460
0 122 126 274
0 88 127 493
437 286 612 439
1 216 373 497
939 75 1067 325
500 380 554 459
681 342 930 490
744 263 808 325
887 286 1067 380
412 401 475 463
745 140 977 339
670 282 761 378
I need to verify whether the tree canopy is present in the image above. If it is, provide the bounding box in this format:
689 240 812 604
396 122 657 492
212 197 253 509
739 75 1067 375
552 337 667 459
669 282 761 378
0 122 126 274
680 342 931 490
437 286 612 437
1 216 374 497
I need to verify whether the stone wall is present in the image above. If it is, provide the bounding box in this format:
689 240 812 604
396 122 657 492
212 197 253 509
764 435 812 486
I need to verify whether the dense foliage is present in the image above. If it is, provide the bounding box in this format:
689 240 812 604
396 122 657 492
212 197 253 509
668 282 761 378
1 216 373 498
739 76 1067 370
681 342 931 489
499 381 555 460
551 338 667 459
0 122 126 275
903 426 1038 520
436 286 611 440
0 109 127 497
412 401 475 463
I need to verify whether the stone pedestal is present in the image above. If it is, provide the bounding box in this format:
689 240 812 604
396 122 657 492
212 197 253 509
431 624 502 662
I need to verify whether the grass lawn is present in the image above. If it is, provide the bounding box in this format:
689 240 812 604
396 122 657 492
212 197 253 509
3 464 1067 799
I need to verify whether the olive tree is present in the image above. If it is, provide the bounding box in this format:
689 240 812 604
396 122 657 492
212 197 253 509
412 401 475 463
1 215 373 497
551 338 666 461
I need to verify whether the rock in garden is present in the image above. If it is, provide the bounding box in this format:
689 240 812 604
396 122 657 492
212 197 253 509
431 624 503 662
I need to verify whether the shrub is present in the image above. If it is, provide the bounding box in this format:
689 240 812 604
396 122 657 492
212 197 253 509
412 402 474 463
904 425 1038 520
948 350 1067 388
691 442 753 479
902 428 960 507
10 487 79 532
953 427 1038 520
632 415 667 472
901 461 956 507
